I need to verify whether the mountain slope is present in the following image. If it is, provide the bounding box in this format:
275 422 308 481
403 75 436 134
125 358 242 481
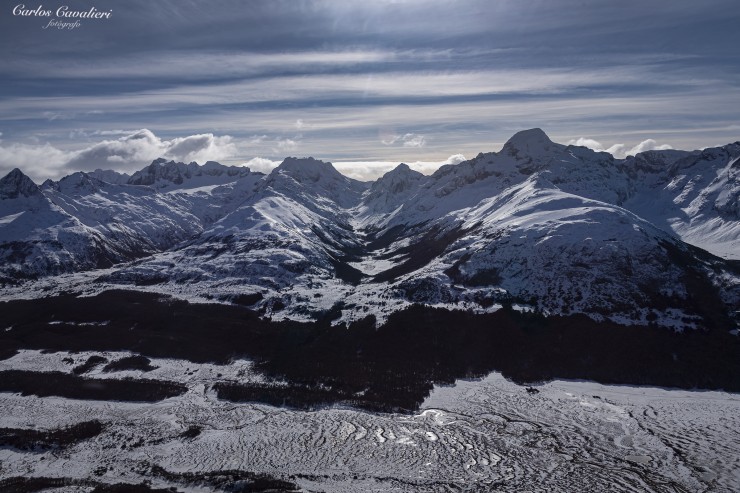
99 158 371 314
345 130 739 328
127 158 253 190
0 161 262 282
620 146 740 259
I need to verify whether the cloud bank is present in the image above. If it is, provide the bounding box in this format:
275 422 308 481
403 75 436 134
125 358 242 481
0 129 239 181
332 154 468 181
0 126 688 186
0 128 464 183
567 137 673 158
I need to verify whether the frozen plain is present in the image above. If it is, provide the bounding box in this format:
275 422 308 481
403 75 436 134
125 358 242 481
1 350 738 492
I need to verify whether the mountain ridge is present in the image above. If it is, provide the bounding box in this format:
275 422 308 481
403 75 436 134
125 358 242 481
1 130 738 331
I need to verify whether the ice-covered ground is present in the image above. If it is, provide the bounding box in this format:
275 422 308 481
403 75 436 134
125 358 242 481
1 350 738 492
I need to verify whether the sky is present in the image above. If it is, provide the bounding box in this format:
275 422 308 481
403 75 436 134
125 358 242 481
1 0 739 182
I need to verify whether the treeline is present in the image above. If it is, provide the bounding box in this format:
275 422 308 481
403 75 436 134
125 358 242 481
1 290 739 412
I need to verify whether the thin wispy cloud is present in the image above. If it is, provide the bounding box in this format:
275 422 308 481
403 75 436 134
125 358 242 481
382 133 426 148
3 50 398 80
3 65 718 120
274 137 300 154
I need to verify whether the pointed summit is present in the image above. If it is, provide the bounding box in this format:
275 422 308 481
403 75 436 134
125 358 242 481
379 163 418 181
128 159 183 186
371 163 424 195
272 157 344 183
361 162 426 215
58 172 104 195
0 168 41 199
266 157 367 208
503 128 554 155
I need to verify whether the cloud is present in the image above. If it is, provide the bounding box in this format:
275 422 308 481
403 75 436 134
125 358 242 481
96 129 135 136
69 129 147 139
0 129 240 181
381 132 426 148
601 143 628 157
406 158 462 175
380 134 399 145
332 154 468 181
43 112 67 122
402 133 426 148
332 161 399 181
241 157 281 174
626 139 673 155
65 129 238 171
444 153 467 165
167 133 237 163
63 129 165 171
7 50 397 81
246 135 268 145
567 137 673 158
4 66 677 128
274 137 299 154
567 137 605 150
239 134 302 156
0 142 72 182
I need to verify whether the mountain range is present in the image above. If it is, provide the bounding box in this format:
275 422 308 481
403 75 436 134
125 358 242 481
1 129 738 331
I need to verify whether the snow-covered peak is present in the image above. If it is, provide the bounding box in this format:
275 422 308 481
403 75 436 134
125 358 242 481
502 128 558 156
199 160 251 177
57 172 104 195
370 163 425 195
128 159 190 186
625 149 692 175
127 159 251 190
88 168 131 185
0 168 41 199
265 157 368 208
271 157 345 183
356 163 427 223
385 162 422 179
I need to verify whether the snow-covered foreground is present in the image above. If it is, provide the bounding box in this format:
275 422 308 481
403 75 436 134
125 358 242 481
1 350 738 492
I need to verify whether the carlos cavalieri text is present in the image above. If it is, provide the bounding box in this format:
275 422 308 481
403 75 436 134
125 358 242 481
12 4 113 30
12 4 113 19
